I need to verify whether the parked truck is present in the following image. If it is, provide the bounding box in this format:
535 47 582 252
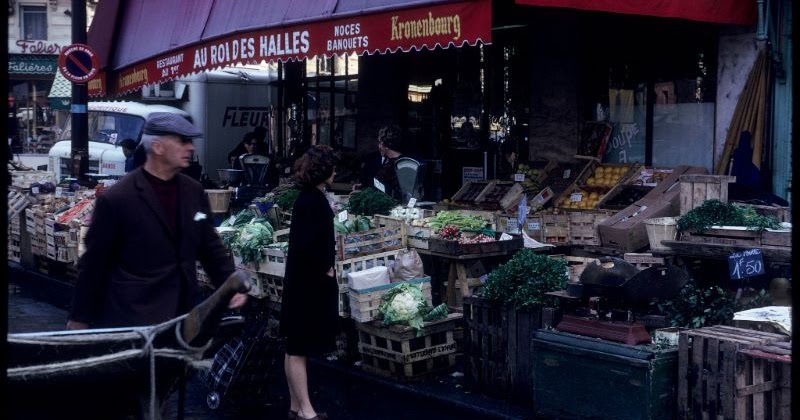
48 67 276 181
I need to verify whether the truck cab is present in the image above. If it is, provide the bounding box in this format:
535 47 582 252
47 101 192 181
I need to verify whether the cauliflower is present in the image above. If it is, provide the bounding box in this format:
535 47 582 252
377 282 448 336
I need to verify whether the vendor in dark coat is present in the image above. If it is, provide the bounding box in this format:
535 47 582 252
67 112 247 329
280 145 339 420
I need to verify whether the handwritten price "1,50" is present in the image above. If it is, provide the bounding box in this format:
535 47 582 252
730 257 763 280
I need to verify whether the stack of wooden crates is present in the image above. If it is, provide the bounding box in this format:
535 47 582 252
678 325 791 420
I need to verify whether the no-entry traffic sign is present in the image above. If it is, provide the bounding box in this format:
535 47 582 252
58 43 100 84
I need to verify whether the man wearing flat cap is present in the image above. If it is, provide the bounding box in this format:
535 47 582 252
68 112 247 331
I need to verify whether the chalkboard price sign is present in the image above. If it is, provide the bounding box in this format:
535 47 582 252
728 248 765 280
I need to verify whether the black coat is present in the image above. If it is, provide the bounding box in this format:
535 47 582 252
70 167 235 328
279 187 339 355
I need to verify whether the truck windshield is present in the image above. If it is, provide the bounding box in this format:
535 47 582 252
58 112 146 146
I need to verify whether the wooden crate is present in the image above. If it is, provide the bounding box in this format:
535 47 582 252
428 232 523 256
568 211 611 246
679 174 736 215
349 277 432 323
735 343 792 420
451 180 494 205
553 162 640 211
405 225 432 250
495 213 544 241
463 296 545 401
336 250 399 289
264 275 284 303
677 326 790 420
258 247 288 277
356 313 462 380
680 227 762 247
542 213 570 245
623 253 666 270
243 269 269 299
475 181 515 210
336 215 404 260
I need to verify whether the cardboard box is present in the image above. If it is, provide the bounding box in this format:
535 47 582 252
598 198 677 252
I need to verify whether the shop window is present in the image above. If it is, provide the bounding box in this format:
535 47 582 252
21 5 47 40
307 53 358 149
582 16 718 170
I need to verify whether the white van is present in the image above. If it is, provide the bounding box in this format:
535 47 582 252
48 101 192 181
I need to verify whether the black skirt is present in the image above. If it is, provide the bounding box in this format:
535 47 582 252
279 272 339 356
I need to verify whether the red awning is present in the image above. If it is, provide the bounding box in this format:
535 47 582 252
88 0 492 97
515 0 756 25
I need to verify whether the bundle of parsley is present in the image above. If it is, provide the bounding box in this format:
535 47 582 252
677 200 781 232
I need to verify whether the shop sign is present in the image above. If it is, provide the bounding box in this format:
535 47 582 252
462 167 484 185
8 54 58 75
112 0 491 95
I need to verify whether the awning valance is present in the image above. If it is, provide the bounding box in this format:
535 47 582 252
515 0 756 25
89 0 492 97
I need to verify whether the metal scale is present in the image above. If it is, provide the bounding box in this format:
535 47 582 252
231 154 270 209
548 257 689 345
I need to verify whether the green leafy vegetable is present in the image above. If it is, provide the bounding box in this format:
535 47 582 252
427 211 488 231
481 250 568 310
220 209 256 228
677 200 781 233
274 187 301 211
232 219 275 264
652 279 770 328
348 187 397 216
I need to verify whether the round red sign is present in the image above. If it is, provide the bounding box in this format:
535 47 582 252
58 43 100 84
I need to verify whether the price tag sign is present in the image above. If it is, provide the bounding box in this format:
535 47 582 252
407 197 417 208
55 187 63 197
528 221 541 231
728 248 765 280
570 193 583 202
338 210 348 223
563 169 572 179
514 173 525 182
506 218 519 232
373 178 386 193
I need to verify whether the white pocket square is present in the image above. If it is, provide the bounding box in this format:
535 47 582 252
194 212 207 221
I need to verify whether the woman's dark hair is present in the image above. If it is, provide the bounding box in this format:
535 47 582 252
378 124 403 152
293 144 338 187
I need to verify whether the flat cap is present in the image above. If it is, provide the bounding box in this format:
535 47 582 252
144 112 202 138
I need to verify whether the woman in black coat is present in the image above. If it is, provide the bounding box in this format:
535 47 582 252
279 145 338 420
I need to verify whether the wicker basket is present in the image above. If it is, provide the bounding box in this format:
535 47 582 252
643 217 678 250
206 189 232 214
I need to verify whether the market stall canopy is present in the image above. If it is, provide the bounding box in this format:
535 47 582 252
88 0 492 97
514 0 756 25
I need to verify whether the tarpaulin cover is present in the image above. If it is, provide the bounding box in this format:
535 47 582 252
515 0 756 25
87 0 491 97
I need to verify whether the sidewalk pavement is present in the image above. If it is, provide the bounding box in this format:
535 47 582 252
7 262 536 420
